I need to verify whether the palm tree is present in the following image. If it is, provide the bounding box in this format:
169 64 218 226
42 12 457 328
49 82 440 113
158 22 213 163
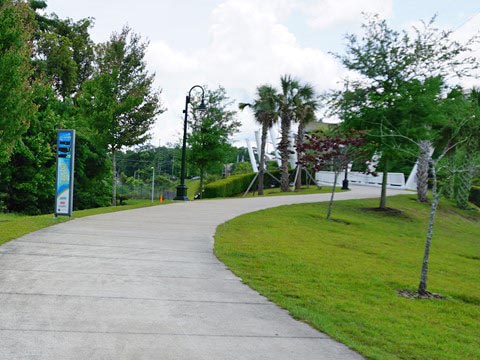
278 75 300 192
239 85 278 195
293 83 318 190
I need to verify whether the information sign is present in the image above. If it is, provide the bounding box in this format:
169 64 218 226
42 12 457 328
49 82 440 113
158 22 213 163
55 130 76 216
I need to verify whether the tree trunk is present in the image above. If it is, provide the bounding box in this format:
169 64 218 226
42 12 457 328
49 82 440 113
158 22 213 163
418 159 438 295
379 157 388 209
295 121 305 191
112 149 117 206
258 124 268 195
417 140 431 203
326 171 339 220
280 115 291 192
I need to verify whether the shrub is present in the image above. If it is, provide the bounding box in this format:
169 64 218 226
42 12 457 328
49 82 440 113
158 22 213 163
470 186 480 207
203 173 255 198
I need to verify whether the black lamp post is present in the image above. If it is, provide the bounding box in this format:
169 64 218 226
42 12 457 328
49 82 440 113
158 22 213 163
342 164 349 190
174 85 207 201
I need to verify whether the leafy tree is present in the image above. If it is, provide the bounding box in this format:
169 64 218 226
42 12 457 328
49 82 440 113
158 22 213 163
239 84 278 195
188 86 240 197
332 15 479 209
2 81 59 214
0 0 35 165
298 131 368 219
78 27 165 205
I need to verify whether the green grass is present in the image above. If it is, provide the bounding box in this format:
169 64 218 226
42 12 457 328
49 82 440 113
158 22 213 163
0 199 169 246
186 179 200 199
214 195 480 360
240 185 343 198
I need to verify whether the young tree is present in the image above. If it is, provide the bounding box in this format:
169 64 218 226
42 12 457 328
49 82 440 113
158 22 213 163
331 15 479 209
298 131 367 220
239 85 278 195
0 0 35 165
78 27 165 205
188 86 240 197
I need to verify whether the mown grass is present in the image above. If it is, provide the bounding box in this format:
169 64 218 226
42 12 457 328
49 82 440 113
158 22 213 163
214 195 480 360
0 199 169 246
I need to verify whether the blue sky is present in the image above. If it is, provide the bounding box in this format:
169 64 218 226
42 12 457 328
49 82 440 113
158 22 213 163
45 0 479 145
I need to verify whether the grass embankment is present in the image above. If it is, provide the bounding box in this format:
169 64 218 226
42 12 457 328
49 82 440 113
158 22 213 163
241 185 342 198
0 199 169 246
214 195 480 360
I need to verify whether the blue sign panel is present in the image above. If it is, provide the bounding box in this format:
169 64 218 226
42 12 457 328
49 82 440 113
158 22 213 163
55 130 76 216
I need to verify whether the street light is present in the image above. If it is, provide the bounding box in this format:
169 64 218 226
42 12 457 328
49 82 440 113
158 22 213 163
342 163 349 190
174 85 207 201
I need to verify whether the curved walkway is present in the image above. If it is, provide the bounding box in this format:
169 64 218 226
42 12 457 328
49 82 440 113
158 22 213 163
0 186 409 359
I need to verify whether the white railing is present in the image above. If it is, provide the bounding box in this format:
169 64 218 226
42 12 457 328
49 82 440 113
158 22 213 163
315 171 406 188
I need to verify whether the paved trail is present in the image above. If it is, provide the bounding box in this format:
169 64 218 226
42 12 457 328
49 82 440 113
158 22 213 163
0 186 408 359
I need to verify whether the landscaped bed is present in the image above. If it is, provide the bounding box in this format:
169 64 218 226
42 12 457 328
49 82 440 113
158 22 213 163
214 195 480 359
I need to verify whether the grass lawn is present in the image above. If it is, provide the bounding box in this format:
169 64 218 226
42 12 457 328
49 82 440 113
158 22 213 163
0 199 169 246
214 195 480 360
240 185 343 198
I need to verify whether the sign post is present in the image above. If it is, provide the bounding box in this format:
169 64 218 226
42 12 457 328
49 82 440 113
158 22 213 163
55 130 76 217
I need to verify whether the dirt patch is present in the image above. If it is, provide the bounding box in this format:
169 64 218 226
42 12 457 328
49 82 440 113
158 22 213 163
397 289 446 300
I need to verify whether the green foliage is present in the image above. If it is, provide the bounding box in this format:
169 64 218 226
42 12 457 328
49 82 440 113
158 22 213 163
0 81 59 215
78 26 164 152
231 162 252 175
188 86 240 193
203 173 255 198
0 0 35 164
215 195 480 359
72 133 112 210
469 186 480 207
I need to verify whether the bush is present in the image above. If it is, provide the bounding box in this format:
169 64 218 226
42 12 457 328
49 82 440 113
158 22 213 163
203 173 256 198
470 186 480 207
202 169 292 198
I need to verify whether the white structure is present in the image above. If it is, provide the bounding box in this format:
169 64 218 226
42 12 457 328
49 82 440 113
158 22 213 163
316 171 406 188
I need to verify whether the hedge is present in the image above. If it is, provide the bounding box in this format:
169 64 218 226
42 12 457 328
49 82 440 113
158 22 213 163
470 186 480 207
203 173 256 198
203 169 296 199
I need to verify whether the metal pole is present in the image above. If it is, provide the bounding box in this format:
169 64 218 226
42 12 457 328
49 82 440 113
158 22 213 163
174 95 190 200
151 167 155 203
342 164 349 190
174 85 206 201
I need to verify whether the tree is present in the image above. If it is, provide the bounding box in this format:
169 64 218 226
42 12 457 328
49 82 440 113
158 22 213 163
298 130 367 220
239 85 278 195
278 75 300 192
78 27 165 205
293 83 318 190
332 15 479 209
0 0 35 165
188 86 240 197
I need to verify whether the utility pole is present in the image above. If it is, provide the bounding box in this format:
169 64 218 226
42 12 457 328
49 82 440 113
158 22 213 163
151 166 155 203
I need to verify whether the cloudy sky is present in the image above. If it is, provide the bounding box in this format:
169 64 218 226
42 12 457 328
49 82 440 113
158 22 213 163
45 0 480 147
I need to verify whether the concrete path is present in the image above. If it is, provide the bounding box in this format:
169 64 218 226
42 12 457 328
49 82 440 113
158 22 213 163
0 186 408 359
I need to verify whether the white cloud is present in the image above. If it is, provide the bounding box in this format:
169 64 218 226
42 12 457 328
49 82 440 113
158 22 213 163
305 0 394 29
146 0 345 146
